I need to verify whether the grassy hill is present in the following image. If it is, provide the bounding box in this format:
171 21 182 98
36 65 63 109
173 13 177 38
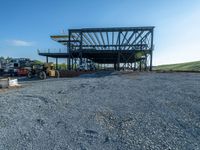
154 61 200 72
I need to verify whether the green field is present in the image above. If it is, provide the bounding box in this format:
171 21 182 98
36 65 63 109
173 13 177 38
154 61 200 72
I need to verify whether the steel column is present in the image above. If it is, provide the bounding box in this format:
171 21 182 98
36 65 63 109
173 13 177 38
150 29 154 71
67 30 71 70
46 56 49 63
80 31 83 65
56 58 58 70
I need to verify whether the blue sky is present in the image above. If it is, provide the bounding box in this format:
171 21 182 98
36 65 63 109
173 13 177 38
0 0 200 65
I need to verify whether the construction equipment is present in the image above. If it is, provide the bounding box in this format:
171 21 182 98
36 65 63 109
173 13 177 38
17 68 29 76
27 62 60 80
0 58 32 77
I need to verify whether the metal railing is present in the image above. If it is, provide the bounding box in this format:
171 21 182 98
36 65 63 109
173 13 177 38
38 48 68 54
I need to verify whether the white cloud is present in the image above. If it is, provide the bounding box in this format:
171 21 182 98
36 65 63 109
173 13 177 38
7 40 34 47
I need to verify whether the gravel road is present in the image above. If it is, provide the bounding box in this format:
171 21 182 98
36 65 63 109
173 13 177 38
0 71 200 150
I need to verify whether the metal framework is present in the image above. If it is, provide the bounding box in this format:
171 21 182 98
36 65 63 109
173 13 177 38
39 26 154 71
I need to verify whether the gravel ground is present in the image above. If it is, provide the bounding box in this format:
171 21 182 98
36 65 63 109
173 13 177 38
0 71 200 150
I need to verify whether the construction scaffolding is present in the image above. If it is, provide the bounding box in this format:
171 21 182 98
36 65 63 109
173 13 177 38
38 26 155 71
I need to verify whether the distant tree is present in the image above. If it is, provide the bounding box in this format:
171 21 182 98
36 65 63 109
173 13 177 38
33 60 43 65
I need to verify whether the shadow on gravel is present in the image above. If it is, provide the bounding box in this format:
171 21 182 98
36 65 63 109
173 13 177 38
18 77 39 82
79 71 117 78
17 71 116 82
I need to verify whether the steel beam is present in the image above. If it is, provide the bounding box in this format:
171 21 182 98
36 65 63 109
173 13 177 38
69 26 154 32
100 32 106 49
94 32 102 46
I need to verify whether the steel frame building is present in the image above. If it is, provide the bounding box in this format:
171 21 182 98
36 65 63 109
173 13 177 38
38 26 155 71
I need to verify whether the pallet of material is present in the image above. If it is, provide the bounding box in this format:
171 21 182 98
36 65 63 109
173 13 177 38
0 78 9 89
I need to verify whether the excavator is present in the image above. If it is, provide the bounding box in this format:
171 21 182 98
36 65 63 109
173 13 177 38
27 62 60 80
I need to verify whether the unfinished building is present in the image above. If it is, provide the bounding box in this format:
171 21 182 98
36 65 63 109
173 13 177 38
38 26 155 71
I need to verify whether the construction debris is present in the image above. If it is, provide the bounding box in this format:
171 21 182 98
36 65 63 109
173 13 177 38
0 57 33 77
9 78 20 87
0 78 20 89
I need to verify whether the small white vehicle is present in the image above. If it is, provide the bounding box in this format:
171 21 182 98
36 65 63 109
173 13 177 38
77 63 96 71
77 64 90 71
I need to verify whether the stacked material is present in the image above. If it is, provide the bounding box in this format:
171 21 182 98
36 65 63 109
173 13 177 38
0 78 9 88
0 78 20 89
9 79 19 87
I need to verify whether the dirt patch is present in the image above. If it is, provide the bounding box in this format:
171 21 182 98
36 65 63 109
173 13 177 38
0 85 23 93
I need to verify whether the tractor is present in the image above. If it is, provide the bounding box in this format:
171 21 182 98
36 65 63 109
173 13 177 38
27 63 60 80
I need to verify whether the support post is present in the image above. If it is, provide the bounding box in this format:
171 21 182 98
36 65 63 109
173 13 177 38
114 63 117 70
67 58 70 70
117 52 120 71
145 54 148 71
150 52 153 71
80 31 83 65
72 58 74 70
46 57 48 63
118 32 121 71
150 29 154 71
67 30 72 70
75 58 77 70
56 58 58 70
65 59 68 70
134 62 136 71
